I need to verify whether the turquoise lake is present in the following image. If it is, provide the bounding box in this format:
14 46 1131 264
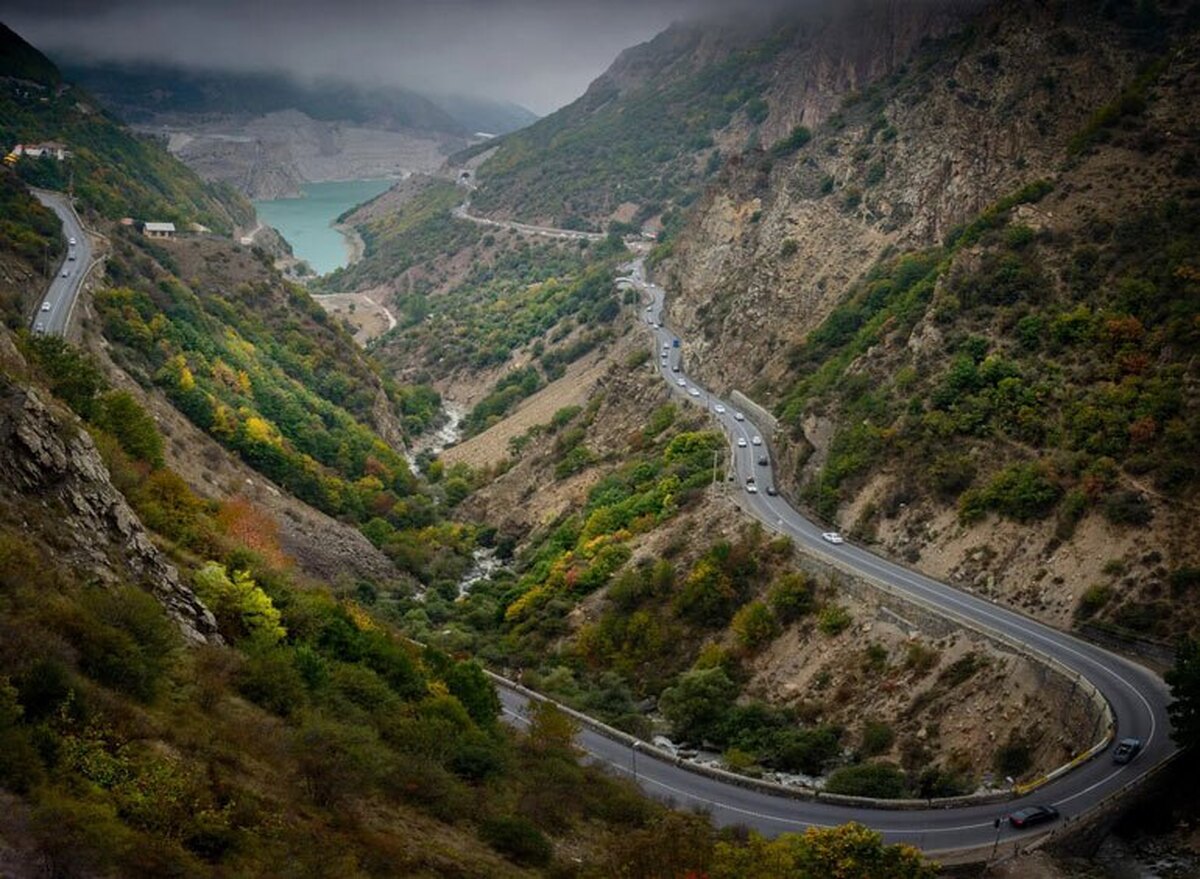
253 178 395 276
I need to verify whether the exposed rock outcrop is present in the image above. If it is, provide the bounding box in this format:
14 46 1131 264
0 374 221 644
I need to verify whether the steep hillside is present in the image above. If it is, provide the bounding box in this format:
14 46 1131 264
0 24 250 232
659 0 1200 640
464 1 982 231
0 169 62 326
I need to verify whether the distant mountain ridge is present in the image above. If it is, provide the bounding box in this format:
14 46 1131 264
60 59 539 137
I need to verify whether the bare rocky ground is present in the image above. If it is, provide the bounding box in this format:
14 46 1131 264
317 289 397 345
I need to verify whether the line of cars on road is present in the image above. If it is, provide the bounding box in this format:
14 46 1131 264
34 235 79 334
638 260 1155 843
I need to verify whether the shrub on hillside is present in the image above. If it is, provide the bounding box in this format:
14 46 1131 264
479 816 553 866
959 461 1061 523
824 762 907 799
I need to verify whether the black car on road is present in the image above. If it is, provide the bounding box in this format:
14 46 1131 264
1008 805 1059 829
1112 738 1142 764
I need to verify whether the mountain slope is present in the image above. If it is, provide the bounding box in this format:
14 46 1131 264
464 1 982 231
658 0 1200 639
0 23 250 232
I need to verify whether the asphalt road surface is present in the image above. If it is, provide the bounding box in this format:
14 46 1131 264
30 190 92 337
492 253 1176 854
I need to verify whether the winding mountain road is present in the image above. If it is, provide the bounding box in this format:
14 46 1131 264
30 189 93 338
464 197 1176 854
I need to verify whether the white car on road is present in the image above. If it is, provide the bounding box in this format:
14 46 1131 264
688 387 700 398
733 412 745 422
821 532 845 545
737 438 747 448
746 483 758 494
41 302 51 312
676 378 687 387
751 435 762 446
714 404 726 414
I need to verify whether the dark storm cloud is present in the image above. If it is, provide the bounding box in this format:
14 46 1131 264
0 0 791 113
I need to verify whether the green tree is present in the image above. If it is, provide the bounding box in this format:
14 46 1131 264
659 666 737 743
194 561 285 643
445 660 501 727
94 391 165 468
824 762 907 798
731 601 779 651
1166 637 1200 749
768 572 815 623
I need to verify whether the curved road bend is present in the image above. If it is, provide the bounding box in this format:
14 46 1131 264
455 201 1174 851
30 190 93 338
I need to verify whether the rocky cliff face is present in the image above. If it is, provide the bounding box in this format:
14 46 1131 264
658 0 1200 635
0 371 220 645
664 0 1157 402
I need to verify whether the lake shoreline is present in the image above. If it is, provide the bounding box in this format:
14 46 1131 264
253 177 393 276
336 222 366 266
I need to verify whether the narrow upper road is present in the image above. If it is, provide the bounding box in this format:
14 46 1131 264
452 198 604 243
30 190 92 337
452 196 1176 854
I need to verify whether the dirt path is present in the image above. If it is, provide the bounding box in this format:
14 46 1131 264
315 290 396 344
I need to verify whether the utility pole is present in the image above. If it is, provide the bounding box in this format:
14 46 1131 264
631 740 640 784
991 816 1003 860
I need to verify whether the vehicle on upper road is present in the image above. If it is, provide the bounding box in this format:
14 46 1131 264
645 305 652 312
737 438 747 448
751 435 762 446
714 404 726 414
663 342 670 350
68 252 76 261
688 387 701 398
60 269 69 277
746 483 758 494
757 456 769 466
676 378 687 387
41 302 51 311
34 321 44 333
766 485 778 496
672 338 680 348
655 322 663 328
1112 738 1142 764
1008 805 1059 829
671 364 680 372
68 236 76 245
733 411 745 421
821 532 845 545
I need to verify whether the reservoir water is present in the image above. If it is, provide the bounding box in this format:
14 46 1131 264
253 178 395 276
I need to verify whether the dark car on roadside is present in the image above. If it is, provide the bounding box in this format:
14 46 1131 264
1112 737 1142 764
1008 805 1059 829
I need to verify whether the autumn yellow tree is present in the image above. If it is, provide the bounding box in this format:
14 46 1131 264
711 823 937 879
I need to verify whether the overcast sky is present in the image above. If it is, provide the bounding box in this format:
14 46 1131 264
0 0 759 113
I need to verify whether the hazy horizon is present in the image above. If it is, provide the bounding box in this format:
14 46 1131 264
0 0 788 114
